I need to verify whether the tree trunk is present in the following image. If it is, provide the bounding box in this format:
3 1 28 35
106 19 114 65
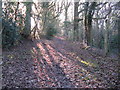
96 10 100 48
0 1 2 89
84 2 96 46
84 2 89 44
74 2 79 41
104 19 109 55
65 8 68 37
42 2 49 35
0 2 1 41
23 2 32 38
117 16 120 55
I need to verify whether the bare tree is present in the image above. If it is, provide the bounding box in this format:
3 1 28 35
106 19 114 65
84 2 97 46
22 2 32 38
74 2 79 41
63 0 71 37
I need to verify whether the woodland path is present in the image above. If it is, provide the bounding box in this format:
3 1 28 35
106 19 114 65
2 36 119 88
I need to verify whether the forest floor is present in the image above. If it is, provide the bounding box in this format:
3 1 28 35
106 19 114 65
2 36 119 88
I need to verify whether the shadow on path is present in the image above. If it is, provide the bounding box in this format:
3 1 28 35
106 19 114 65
32 40 75 88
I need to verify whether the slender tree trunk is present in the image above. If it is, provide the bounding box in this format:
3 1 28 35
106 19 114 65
65 8 68 37
42 11 47 35
104 19 109 55
0 2 1 39
42 2 49 35
0 1 2 89
74 2 79 41
87 14 92 45
84 2 89 44
96 10 100 48
117 16 120 55
23 2 32 38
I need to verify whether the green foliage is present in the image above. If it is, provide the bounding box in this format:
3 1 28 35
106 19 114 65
2 19 20 48
46 24 57 40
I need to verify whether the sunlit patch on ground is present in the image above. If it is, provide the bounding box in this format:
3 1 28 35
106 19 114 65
55 36 66 40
